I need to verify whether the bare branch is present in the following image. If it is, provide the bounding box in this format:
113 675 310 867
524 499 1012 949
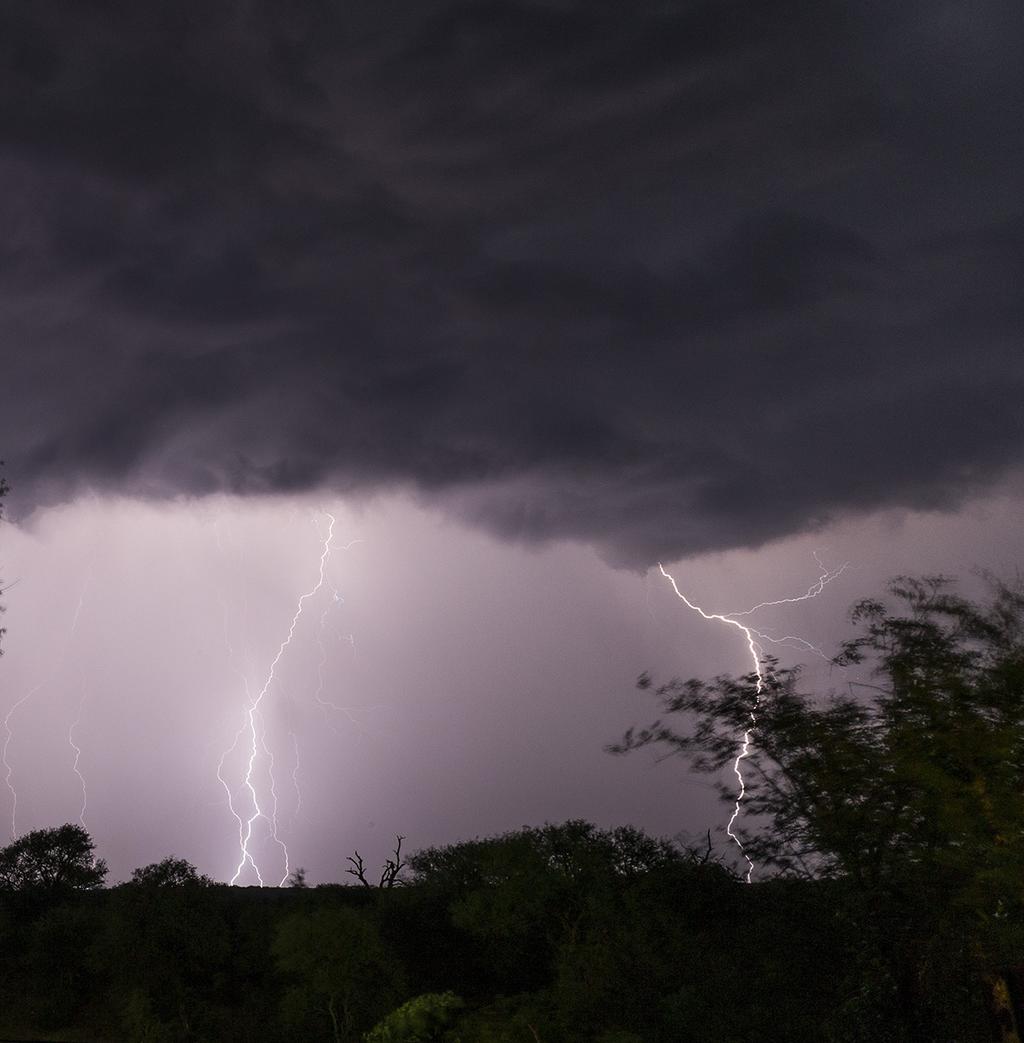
345 851 372 888
379 835 406 888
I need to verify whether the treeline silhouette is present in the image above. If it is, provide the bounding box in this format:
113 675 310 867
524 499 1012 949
0 821 856 1042
2 572 1024 1042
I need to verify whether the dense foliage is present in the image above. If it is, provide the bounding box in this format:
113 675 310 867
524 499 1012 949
612 575 1024 1041
0 823 107 892
0 821 846 1043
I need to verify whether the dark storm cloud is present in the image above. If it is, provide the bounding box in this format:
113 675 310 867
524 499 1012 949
2 0 1022 563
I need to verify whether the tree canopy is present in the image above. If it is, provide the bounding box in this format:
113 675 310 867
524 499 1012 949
0 823 107 892
612 574 1024 1039
128 856 214 888
613 576 1024 897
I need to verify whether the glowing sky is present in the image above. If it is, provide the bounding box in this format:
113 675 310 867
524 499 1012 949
2 490 1022 882
1 1 1022 880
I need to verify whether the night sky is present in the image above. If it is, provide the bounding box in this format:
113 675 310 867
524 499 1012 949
1 1 1022 883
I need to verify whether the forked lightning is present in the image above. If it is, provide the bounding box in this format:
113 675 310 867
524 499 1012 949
657 557 848 881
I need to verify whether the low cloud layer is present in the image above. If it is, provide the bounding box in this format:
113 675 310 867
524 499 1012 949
2 1 1022 563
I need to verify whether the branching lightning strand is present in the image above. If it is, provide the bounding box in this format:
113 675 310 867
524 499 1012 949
228 513 337 886
67 695 89 829
657 558 848 882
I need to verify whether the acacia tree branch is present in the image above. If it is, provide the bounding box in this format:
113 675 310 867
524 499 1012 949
379 835 406 887
345 851 372 888
345 836 407 888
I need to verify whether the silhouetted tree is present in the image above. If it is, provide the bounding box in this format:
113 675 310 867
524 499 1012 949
612 575 1024 1040
129 856 213 888
0 819 854 1042
0 823 106 892
346 835 407 888
103 858 229 1040
286 865 309 888
407 820 724 1037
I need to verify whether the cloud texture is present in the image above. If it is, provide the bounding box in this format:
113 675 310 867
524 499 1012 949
2 0 1023 563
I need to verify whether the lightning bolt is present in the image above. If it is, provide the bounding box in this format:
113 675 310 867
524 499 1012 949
223 512 337 886
259 704 289 881
217 679 263 886
2 681 45 839
215 576 264 885
67 693 89 829
66 571 97 832
3 577 90 838
657 556 848 881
